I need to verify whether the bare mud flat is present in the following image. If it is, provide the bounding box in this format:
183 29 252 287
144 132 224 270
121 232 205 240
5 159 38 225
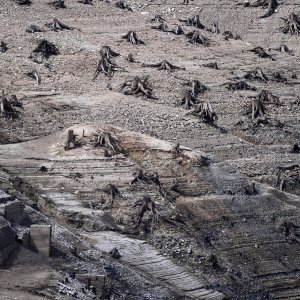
0 0 300 299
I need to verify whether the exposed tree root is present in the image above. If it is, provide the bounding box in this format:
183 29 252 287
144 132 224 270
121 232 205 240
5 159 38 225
203 62 219 69
26 70 41 85
280 13 300 35
122 31 144 45
179 15 205 29
48 0 66 9
191 102 218 124
93 132 123 154
100 46 120 59
26 25 44 33
225 81 256 91
0 41 8 53
187 31 209 46
170 25 184 35
142 60 184 71
151 23 168 32
249 46 275 60
244 68 268 81
115 0 132 11
120 76 156 99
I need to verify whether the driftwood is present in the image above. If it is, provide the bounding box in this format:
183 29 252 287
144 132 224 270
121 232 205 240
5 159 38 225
169 25 184 35
280 13 300 35
142 60 184 71
0 41 7 53
249 46 274 60
122 31 144 45
100 46 120 59
31 39 59 61
244 68 268 81
150 15 166 23
120 76 156 99
26 70 41 85
115 0 132 11
191 102 218 124
257 90 280 105
187 31 209 46
93 132 123 154
179 15 205 29
225 81 256 91
93 56 123 79
26 25 44 33
48 0 66 8
151 23 168 32
179 90 197 109
45 18 73 31
203 62 219 69
133 195 157 226
104 183 120 207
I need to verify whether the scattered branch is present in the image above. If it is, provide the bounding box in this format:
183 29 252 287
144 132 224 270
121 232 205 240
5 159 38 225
122 31 144 45
257 90 280 105
150 15 166 23
30 39 59 63
93 56 123 79
133 195 157 226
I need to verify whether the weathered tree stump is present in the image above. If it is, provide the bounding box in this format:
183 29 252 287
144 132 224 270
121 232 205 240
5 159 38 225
133 195 157 226
104 183 120 208
244 68 268 81
100 46 120 59
179 15 205 29
78 0 93 4
120 76 156 99
122 31 144 45
257 90 280 105
223 31 241 40
191 102 218 124
0 92 16 118
14 0 31 5
142 60 184 71
151 23 168 32
26 25 44 33
187 31 209 46
48 0 66 8
64 130 76 150
280 12 300 35
249 46 274 60
0 41 8 53
93 132 123 154
179 90 197 109
202 62 219 69
250 98 266 119
115 0 132 11
45 18 73 31
225 81 256 91
93 56 123 79
150 15 166 23
169 25 184 35
30 39 59 62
